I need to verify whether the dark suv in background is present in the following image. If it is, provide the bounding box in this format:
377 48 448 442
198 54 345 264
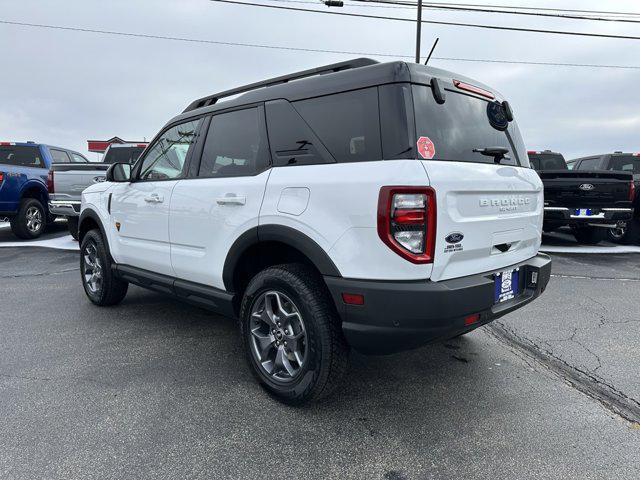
568 152 640 244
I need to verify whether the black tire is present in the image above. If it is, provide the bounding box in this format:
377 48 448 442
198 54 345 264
10 198 46 239
67 217 79 241
607 219 640 245
80 229 128 306
571 227 604 245
239 263 349 405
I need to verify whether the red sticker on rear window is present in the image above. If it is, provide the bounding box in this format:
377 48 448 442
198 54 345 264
417 136 435 159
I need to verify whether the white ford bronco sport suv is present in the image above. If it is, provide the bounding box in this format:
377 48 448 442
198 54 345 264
78 59 551 404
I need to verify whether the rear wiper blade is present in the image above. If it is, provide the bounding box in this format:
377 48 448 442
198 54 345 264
472 146 510 164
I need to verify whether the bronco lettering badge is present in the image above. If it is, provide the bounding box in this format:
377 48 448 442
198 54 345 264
479 195 531 212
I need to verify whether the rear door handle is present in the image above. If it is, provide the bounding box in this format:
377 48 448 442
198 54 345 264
144 193 164 203
216 195 246 206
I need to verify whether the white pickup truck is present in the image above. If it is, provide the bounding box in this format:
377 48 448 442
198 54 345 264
49 143 147 238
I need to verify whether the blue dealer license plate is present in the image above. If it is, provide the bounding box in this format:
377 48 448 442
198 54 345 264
494 268 520 304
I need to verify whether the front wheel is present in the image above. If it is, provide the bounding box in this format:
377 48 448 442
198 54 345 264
80 229 128 306
571 226 604 245
239 264 349 405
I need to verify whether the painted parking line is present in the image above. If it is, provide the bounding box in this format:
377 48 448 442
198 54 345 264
0 234 79 251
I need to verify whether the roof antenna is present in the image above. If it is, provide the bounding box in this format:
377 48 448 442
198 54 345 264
424 37 439 65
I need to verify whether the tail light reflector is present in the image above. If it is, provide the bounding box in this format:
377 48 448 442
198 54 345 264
377 186 436 264
464 313 480 326
47 170 54 194
342 293 365 305
0 172 3 183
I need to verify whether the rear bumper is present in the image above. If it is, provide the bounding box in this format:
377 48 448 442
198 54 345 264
544 207 633 228
325 253 551 355
48 200 81 217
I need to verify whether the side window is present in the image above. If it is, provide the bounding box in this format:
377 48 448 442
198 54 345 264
566 160 576 170
138 119 201 181
70 153 88 163
294 87 382 163
50 149 71 163
198 107 269 177
265 99 333 167
576 157 601 170
379 84 415 160
0 146 42 167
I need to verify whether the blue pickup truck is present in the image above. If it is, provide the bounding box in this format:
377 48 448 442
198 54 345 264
0 142 88 239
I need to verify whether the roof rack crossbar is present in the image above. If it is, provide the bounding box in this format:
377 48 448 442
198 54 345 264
183 58 379 113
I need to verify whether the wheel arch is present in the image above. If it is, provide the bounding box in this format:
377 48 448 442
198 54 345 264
78 208 111 256
223 224 342 295
20 182 49 211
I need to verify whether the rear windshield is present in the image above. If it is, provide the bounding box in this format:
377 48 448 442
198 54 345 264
412 85 527 167
0 146 43 167
608 155 640 174
103 146 145 164
528 153 567 170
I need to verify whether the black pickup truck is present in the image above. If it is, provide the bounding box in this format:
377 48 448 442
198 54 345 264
528 150 635 244
567 152 640 244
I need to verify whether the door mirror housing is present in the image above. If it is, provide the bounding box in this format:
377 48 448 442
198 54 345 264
106 162 132 182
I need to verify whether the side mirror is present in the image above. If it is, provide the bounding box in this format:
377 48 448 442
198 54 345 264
106 162 132 182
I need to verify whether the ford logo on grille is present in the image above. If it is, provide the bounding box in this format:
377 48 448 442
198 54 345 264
445 232 464 244
579 183 595 191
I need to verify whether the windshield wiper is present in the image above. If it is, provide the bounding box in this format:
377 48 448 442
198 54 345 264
472 147 510 164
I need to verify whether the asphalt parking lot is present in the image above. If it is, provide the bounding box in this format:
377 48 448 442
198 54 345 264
1 226 639 479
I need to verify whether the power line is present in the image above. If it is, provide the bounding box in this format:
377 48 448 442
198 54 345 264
1 19 639 70
210 0 640 41
346 0 640 24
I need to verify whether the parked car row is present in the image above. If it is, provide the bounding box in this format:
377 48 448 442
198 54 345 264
0 142 146 239
528 150 637 244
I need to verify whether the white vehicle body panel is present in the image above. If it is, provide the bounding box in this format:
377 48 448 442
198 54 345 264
169 171 271 289
260 160 433 281
108 181 178 276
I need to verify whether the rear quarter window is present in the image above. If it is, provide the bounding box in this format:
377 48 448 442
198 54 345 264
293 87 382 163
412 85 528 167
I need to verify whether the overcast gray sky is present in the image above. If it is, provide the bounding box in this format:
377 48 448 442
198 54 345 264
1 0 639 160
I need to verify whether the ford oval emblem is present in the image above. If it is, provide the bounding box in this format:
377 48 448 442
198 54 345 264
445 232 464 244
579 183 594 191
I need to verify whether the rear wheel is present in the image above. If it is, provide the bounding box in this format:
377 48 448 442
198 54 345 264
239 264 349 405
67 217 79 241
10 198 46 239
607 219 639 245
571 226 604 245
80 229 128 306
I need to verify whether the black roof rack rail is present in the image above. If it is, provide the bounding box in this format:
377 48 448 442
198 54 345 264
183 58 379 113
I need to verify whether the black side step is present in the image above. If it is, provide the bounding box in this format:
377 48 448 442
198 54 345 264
114 264 236 318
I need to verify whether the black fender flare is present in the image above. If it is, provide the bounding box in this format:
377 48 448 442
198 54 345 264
78 208 112 257
222 224 342 291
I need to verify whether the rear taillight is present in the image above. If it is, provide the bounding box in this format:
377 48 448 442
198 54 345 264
630 181 636 202
377 186 436 264
47 170 54 194
0 172 4 183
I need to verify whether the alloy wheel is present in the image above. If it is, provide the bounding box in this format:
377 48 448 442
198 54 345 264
25 206 43 233
82 242 103 294
249 290 308 382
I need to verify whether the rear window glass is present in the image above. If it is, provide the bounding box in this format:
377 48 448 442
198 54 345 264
528 153 566 170
576 157 601 170
412 85 526 166
103 146 146 164
293 88 382 163
0 146 43 167
608 155 640 174
50 149 70 163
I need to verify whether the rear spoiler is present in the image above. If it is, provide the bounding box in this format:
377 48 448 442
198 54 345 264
537 170 634 181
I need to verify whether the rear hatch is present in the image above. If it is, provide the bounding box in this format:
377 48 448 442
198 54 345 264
411 81 543 282
538 170 632 208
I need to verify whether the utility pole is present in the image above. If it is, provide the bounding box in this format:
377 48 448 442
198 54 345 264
415 0 423 63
